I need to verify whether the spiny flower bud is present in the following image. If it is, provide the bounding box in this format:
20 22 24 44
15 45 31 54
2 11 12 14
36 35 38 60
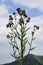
16 8 20 11
6 24 9 28
26 17 30 23
9 15 12 17
36 26 39 30
9 15 13 20
13 12 16 15
34 25 39 30
9 22 13 28
34 25 36 27
22 10 27 17
7 34 10 39
19 18 24 25
16 8 23 16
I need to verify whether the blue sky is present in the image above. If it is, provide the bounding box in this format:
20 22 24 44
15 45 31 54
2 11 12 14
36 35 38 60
0 0 43 64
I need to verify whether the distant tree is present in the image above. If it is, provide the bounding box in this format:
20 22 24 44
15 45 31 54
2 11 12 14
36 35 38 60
6 8 39 65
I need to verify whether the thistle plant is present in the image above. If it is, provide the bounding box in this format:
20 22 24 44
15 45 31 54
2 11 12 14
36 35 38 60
6 8 39 65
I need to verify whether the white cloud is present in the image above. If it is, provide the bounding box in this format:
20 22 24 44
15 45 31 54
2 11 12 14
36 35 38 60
0 17 8 27
0 4 9 38
0 4 8 17
11 0 43 11
0 45 14 64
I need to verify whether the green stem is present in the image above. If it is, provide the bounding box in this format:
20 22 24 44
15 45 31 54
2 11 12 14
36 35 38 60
21 24 23 65
29 36 33 54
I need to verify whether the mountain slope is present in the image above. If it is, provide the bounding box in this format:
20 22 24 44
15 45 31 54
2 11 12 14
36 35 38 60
3 54 43 65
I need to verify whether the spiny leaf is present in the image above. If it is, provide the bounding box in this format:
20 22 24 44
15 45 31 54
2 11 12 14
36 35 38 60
9 32 13 35
14 32 21 40
10 54 15 58
28 41 31 46
24 27 30 32
16 29 20 36
23 39 28 45
9 42 13 45
22 32 26 37
13 44 19 50
30 47 36 51
17 36 21 40
11 53 20 59
32 38 36 40
23 38 28 42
